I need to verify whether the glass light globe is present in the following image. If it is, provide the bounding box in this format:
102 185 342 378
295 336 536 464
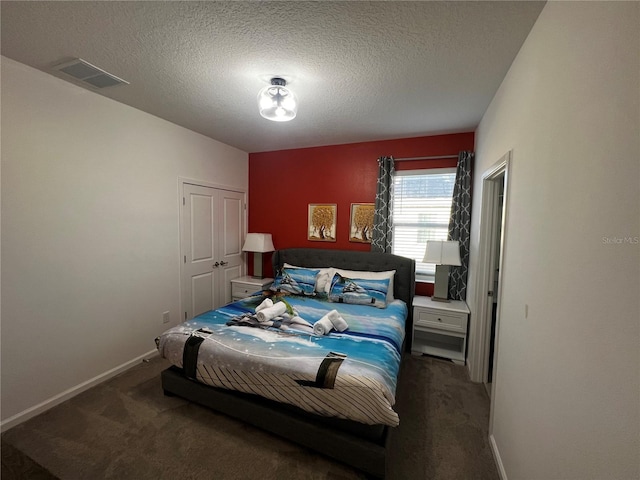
257 78 297 122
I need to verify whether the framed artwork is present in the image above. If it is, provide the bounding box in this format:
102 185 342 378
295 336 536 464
308 204 337 242
349 203 375 243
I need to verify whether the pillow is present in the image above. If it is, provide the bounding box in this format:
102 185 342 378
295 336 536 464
328 273 390 308
323 268 396 303
315 269 333 294
283 263 333 293
271 267 321 296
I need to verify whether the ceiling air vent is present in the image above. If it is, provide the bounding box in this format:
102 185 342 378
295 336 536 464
53 58 129 88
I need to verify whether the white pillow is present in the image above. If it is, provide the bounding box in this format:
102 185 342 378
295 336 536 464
315 269 333 293
324 268 396 303
283 263 333 293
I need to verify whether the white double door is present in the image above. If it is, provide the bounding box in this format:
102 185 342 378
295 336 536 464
181 183 245 320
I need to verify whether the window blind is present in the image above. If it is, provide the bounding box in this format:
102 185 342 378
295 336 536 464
392 168 456 280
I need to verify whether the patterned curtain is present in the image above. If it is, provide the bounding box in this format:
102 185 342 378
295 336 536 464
371 156 395 253
448 151 474 300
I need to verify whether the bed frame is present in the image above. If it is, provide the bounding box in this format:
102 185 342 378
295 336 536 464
161 248 415 478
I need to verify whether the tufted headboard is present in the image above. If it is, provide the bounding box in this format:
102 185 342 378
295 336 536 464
272 248 415 347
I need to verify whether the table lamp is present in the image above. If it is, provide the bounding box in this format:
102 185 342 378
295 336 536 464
423 240 462 302
242 233 275 279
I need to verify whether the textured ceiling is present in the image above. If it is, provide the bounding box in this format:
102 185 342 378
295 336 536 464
1 1 545 153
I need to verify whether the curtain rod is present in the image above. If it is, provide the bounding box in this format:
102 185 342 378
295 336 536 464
394 154 458 161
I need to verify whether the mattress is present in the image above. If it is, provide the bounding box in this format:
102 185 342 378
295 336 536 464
156 292 408 426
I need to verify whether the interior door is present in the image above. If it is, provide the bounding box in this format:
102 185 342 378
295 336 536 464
217 189 244 304
182 183 244 320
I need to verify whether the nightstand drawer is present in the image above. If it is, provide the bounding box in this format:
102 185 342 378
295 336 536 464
232 283 260 298
230 276 273 300
414 309 466 333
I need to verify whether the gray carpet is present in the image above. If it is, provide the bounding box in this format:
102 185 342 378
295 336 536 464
1 354 499 480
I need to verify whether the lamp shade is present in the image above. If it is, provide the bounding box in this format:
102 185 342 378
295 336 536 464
258 77 297 122
423 240 462 266
242 233 275 253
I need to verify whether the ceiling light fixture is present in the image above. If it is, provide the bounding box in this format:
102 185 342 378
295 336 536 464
258 77 297 122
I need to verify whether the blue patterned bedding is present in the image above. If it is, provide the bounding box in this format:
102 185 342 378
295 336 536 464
157 292 408 426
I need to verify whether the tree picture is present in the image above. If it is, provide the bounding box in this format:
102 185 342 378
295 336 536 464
350 203 374 243
308 204 337 242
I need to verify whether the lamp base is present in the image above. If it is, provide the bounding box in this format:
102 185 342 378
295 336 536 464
252 253 265 279
432 265 451 302
430 296 451 303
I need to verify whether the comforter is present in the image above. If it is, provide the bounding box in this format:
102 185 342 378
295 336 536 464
156 292 407 426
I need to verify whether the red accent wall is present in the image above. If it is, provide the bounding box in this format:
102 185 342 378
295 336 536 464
248 132 474 283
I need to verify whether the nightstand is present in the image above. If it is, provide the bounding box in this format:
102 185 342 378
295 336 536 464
231 275 273 301
412 295 470 365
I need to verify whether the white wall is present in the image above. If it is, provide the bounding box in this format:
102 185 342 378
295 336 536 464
468 2 639 479
1 56 248 425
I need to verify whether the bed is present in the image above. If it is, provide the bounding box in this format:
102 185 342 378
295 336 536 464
158 248 415 478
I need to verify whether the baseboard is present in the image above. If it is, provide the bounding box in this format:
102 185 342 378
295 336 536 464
1 349 158 433
489 433 508 480
466 359 474 381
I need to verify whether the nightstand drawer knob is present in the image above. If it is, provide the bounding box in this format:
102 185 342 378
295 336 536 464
437 318 442 322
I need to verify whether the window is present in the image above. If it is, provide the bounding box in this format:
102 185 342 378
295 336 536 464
392 168 456 281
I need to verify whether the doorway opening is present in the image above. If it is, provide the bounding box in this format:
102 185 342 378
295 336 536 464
468 151 510 402
484 172 504 395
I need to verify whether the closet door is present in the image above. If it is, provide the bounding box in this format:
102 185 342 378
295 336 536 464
181 183 244 320
216 189 244 304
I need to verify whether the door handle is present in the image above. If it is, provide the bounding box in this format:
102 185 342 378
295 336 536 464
219 261 228 266
213 262 220 268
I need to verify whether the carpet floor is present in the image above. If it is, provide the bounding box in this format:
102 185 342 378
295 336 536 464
2 354 499 480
